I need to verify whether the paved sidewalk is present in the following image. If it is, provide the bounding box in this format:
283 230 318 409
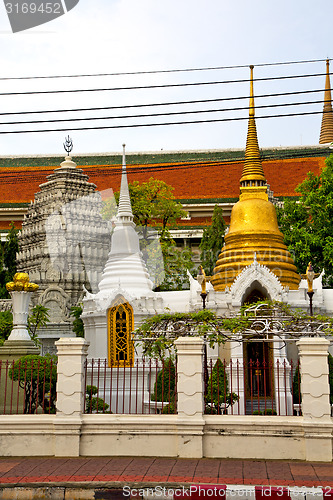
0 457 332 487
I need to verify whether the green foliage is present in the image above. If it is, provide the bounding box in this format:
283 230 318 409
0 223 19 299
70 305 85 337
151 358 176 403
118 177 186 233
136 300 333 361
199 205 226 275
0 304 50 347
103 177 195 291
292 365 301 404
205 359 238 413
27 305 49 346
0 311 13 345
277 154 333 287
293 353 333 405
135 309 232 359
158 238 195 291
161 401 176 414
252 409 277 415
85 385 110 413
9 354 57 414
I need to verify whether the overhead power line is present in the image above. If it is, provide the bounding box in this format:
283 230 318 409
0 109 329 135
0 72 331 97
0 58 329 81
0 98 327 127
0 87 330 117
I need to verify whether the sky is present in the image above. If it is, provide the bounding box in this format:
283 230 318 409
0 0 332 156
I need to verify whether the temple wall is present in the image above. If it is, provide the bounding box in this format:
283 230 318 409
0 337 332 462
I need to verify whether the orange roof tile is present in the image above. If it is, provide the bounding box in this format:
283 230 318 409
0 157 326 204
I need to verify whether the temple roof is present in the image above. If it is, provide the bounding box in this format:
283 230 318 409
0 150 329 202
0 146 330 233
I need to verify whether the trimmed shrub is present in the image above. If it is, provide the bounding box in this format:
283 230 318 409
151 358 176 403
85 385 110 413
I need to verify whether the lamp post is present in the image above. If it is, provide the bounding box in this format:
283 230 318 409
197 266 208 392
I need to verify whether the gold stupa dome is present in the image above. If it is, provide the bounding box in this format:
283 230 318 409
210 66 300 292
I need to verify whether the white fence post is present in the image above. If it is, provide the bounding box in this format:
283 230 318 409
54 337 89 457
297 337 332 462
175 336 204 458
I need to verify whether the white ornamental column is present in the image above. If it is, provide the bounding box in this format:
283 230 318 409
175 336 204 458
297 337 332 462
0 273 40 357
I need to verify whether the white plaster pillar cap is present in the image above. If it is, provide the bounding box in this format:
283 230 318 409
297 337 330 352
56 337 90 354
175 336 204 353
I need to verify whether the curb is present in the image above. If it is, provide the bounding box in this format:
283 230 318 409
0 484 332 500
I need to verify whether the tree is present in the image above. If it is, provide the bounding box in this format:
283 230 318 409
205 359 238 413
9 354 57 414
103 178 195 291
277 154 333 287
70 305 85 337
0 223 19 299
151 358 176 403
199 205 226 275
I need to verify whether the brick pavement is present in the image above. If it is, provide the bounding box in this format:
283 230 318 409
0 457 332 487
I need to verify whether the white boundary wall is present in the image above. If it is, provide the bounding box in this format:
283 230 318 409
0 337 332 462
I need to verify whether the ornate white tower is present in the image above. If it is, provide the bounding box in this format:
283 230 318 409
82 145 164 361
17 139 110 353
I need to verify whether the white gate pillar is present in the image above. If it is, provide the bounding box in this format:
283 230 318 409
55 337 89 457
175 336 204 458
297 337 332 462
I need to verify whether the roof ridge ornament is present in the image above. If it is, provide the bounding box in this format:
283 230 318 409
63 135 73 157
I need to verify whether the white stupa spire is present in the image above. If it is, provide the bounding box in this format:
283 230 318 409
97 144 153 294
117 144 134 223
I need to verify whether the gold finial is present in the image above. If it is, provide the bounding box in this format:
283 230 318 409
300 262 320 294
6 273 39 292
319 58 333 144
197 265 207 294
249 65 255 117
240 65 266 186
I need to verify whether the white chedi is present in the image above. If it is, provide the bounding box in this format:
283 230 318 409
95 144 154 297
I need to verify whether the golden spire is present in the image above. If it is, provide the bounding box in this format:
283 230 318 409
210 66 300 293
319 59 333 144
240 66 266 185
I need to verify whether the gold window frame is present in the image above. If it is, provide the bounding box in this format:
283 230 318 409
107 297 134 367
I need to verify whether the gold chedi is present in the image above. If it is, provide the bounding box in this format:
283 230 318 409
211 66 300 292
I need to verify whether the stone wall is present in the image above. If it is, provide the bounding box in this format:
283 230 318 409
0 337 332 462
